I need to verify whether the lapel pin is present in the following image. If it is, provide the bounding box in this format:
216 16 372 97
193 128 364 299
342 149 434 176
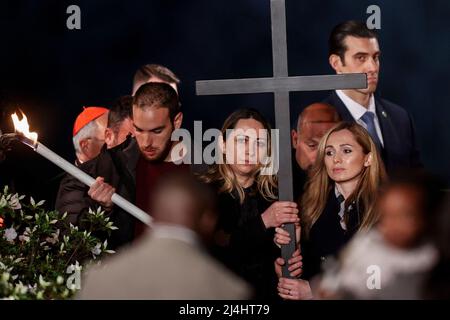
382 111 388 118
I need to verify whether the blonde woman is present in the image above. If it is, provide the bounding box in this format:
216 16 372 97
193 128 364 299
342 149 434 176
275 122 387 300
199 108 299 299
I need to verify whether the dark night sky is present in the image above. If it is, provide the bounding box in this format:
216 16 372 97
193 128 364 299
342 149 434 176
1 0 449 206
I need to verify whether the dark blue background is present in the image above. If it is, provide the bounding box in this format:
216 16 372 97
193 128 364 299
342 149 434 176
1 0 449 204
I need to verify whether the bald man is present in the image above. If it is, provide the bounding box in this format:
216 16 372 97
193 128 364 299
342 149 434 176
292 103 341 171
291 103 340 199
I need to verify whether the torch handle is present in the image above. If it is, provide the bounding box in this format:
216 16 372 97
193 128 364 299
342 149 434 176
37 143 96 186
111 193 152 225
35 142 152 226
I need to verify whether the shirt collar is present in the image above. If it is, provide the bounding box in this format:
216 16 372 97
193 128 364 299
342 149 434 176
334 184 344 201
336 90 376 121
151 223 200 247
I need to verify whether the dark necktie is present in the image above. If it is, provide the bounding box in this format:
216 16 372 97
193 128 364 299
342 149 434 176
336 194 346 230
360 111 382 150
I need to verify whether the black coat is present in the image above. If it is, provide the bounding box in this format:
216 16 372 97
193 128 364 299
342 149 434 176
324 92 422 173
55 136 140 249
292 155 308 202
210 183 280 299
301 190 361 280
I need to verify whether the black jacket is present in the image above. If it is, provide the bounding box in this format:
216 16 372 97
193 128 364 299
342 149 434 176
55 136 140 249
301 190 361 280
210 183 280 300
324 92 422 173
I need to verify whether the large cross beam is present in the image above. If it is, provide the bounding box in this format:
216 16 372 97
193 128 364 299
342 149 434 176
196 0 367 278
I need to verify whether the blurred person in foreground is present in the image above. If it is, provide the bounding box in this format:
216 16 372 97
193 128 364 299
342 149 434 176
423 193 450 299
77 173 251 300
318 170 444 299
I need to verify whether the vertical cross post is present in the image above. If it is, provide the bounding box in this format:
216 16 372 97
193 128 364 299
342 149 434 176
196 0 367 278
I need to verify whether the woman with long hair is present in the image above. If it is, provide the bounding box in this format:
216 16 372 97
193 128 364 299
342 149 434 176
275 121 387 299
199 108 299 299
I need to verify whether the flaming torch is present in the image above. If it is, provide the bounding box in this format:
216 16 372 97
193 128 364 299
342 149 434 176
11 111 152 226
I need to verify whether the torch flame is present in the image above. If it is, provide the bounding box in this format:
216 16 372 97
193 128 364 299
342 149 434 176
11 112 38 144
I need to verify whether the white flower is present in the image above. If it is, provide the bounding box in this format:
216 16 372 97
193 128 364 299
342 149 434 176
106 222 118 230
27 283 37 294
45 229 60 244
4 227 17 243
19 235 30 242
18 235 30 242
8 194 21 210
19 228 32 243
91 243 102 256
38 275 51 288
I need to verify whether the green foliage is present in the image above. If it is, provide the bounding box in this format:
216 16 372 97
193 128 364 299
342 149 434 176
0 186 116 299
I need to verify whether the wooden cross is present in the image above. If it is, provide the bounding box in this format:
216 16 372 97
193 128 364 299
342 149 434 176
196 0 367 277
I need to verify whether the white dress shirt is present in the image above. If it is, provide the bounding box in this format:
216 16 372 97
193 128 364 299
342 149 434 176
336 90 384 146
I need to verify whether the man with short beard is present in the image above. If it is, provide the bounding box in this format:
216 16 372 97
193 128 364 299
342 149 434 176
56 83 189 248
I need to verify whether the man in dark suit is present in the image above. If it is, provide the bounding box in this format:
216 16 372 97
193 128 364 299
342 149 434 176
324 20 422 173
273 21 425 299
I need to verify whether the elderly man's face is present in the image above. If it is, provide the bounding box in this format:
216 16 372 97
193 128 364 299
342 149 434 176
81 113 107 161
292 121 336 171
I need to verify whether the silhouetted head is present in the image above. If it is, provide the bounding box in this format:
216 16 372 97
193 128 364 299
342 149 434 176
377 170 445 249
150 173 217 245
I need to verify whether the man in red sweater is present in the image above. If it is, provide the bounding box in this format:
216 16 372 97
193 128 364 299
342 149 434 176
57 82 189 248
89 82 190 240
